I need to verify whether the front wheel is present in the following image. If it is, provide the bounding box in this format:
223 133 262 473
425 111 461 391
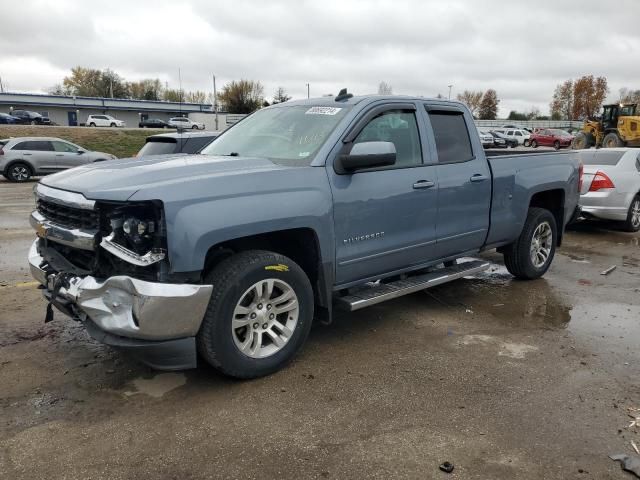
602 132 624 148
197 250 314 379
530 139 538 148
553 140 561 150
192 125 198 129
623 196 640 232
503 208 557 280
89 122 96 127
110 122 116 128
523 139 531 147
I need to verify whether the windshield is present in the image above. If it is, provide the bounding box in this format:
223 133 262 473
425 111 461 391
202 105 351 165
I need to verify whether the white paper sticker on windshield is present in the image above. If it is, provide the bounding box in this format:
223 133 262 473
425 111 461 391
305 106 342 115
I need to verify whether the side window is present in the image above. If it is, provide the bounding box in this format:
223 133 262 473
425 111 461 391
507 130 514 136
515 131 523 137
52 141 79 153
353 110 422 168
636 153 640 172
426 110 474 164
12 141 31 150
30 141 54 151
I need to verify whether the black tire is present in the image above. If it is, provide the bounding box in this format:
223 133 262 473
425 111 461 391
571 132 593 149
192 125 198 129
622 195 640 232
602 132 624 148
110 122 116 128
523 139 531 147
197 250 314 379
553 140 560 150
6 162 32 182
503 208 557 280
530 139 538 148
89 122 96 127
30 120 36 125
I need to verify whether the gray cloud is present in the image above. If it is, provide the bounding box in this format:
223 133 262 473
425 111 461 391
0 0 639 116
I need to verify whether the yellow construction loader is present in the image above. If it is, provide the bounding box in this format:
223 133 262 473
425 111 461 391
572 103 640 149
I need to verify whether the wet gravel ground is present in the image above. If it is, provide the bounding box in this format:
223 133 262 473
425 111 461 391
1 177 639 479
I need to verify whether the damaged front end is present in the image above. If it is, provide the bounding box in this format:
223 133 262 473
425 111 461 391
28 184 212 370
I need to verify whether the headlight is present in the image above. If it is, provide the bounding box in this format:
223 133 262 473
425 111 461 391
99 202 166 266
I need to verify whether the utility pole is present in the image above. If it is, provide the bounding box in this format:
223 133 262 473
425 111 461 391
178 68 183 117
212 74 218 130
306 83 310 99
448 85 453 100
0 76 4 93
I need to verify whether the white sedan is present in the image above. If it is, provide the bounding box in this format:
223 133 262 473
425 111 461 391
579 148 640 231
168 117 205 130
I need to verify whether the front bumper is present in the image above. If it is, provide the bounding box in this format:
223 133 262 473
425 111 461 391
29 240 212 370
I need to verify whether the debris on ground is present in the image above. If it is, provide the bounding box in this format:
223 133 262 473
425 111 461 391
439 462 454 473
610 454 640 478
632 441 640 455
600 265 617 276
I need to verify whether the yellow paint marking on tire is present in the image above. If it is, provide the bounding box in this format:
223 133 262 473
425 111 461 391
265 264 289 272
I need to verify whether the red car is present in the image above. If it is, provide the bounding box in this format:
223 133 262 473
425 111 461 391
529 129 574 150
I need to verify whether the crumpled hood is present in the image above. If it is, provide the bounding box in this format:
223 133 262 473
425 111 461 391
40 154 288 201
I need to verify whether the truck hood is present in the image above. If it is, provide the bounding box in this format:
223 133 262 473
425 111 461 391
40 154 289 201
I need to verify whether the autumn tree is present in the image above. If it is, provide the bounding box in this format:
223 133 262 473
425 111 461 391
551 76 608 120
619 87 640 104
128 79 163 100
456 90 483 117
185 90 208 103
478 89 499 120
273 87 291 104
217 80 264 114
377 81 393 95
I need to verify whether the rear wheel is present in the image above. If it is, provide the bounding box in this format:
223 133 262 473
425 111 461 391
503 208 557 280
603 132 624 148
197 250 314 379
6 162 32 182
530 139 538 148
523 139 531 147
623 196 640 232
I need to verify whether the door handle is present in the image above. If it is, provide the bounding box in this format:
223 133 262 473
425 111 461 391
23 153 32 156
55 154 64 157
413 180 435 189
470 174 488 183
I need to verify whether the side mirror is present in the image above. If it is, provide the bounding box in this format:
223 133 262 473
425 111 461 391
337 141 396 173
77 149 85 154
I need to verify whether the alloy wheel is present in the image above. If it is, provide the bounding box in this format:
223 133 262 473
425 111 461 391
530 221 553 268
11 165 29 181
231 279 299 359
631 199 640 229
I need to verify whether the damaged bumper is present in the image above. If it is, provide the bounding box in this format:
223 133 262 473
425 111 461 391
29 240 212 370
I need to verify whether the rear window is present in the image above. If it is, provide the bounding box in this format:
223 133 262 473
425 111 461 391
580 150 626 166
427 110 474 164
137 138 177 156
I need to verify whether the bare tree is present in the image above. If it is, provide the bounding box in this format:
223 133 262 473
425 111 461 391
273 87 291 104
456 90 483 117
377 81 393 95
478 90 499 120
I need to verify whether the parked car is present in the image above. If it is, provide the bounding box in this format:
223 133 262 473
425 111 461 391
501 124 531 132
529 129 574 150
136 131 221 156
86 114 125 128
168 116 205 130
579 148 640 231
139 118 169 129
490 131 518 148
10 110 51 125
477 130 494 148
0 113 19 124
28 93 580 378
0 137 116 182
494 128 531 146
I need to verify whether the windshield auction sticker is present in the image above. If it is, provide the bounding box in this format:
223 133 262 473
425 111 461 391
305 106 342 115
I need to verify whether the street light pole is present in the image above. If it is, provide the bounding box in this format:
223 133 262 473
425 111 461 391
448 85 453 100
212 74 218 130
306 83 310 99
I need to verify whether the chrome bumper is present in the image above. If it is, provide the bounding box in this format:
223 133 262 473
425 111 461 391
30 210 96 251
29 241 213 341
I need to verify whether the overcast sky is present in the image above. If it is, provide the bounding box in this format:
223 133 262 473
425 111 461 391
1 0 639 117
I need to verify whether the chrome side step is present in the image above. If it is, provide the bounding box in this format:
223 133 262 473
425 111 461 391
335 260 490 312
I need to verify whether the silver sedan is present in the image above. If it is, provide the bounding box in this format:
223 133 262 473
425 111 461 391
579 148 640 231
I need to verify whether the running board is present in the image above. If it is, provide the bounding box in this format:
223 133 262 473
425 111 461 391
335 260 490 312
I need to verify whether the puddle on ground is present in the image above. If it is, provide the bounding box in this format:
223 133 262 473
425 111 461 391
458 334 538 359
124 372 187 398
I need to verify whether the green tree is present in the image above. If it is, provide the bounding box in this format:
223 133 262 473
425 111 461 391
62 67 129 98
185 90 208 103
478 89 499 120
507 111 528 121
217 79 264 114
129 78 163 100
163 89 183 102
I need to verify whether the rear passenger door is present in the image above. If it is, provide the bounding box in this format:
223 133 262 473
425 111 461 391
424 105 491 259
13 140 57 172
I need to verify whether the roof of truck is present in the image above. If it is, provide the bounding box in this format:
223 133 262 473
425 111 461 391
283 93 466 109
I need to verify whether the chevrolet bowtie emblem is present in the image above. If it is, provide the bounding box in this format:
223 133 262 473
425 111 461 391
36 223 48 238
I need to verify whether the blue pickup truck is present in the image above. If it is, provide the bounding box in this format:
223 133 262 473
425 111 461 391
28 92 582 378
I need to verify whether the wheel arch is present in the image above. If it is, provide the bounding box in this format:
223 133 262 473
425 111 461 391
529 189 565 246
4 159 36 176
202 227 332 309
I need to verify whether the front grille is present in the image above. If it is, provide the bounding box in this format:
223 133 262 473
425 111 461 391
37 199 99 230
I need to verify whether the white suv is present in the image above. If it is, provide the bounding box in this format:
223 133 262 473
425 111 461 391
493 128 531 146
168 117 205 130
86 115 125 128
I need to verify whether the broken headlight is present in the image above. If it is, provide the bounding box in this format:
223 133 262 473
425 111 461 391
100 202 167 266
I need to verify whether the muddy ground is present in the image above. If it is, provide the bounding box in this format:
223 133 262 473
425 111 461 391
1 177 639 480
